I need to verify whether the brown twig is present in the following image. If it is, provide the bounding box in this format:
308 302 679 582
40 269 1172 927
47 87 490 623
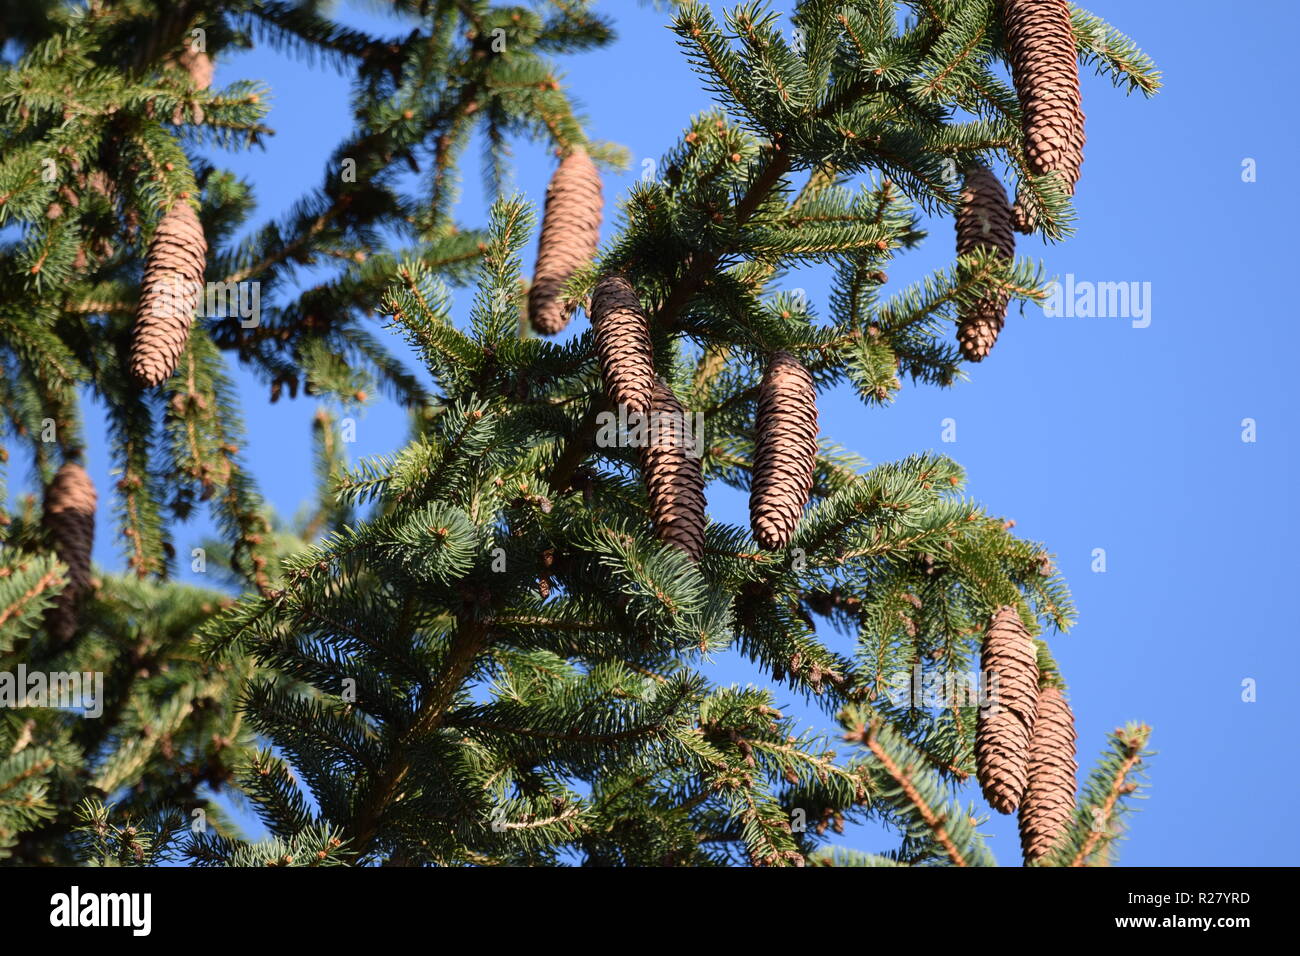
865 719 969 866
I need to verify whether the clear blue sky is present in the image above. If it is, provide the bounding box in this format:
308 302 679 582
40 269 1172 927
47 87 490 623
58 1 1299 865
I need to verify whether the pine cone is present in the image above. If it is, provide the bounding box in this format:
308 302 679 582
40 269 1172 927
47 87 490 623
529 148 603 335
956 165 1016 262
955 163 1015 361
975 606 1040 813
640 378 706 562
179 43 213 90
1001 0 1085 228
1010 198 1035 235
130 201 207 387
1019 685 1078 862
750 351 818 550
42 462 97 643
592 275 655 415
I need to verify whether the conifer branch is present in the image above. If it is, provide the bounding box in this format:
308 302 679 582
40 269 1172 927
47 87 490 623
0 564 65 632
1067 724 1151 867
0 0 1160 869
348 614 494 858
862 719 969 867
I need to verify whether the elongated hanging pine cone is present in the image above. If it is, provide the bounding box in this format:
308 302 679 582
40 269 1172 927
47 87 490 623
529 149 603 335
1019 685 1079 862
1001 0 1085 231
130 201 207 387
592 275 655 415
750 352 818 550
42 462 97 643
955 164 1016 361
975 606 1040 813
640 378 706 562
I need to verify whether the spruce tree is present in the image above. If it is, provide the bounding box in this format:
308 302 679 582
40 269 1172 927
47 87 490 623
0 0 1160 867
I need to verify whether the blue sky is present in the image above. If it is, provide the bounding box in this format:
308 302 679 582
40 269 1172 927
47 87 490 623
54 1 1300 864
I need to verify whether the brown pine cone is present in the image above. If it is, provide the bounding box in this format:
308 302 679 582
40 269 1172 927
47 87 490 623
1010 198 1035 235
975 605 1040 813
529 148 603 335
592 275 655 415
1019 685 1078 862
956 165 1016 261
179 43 213 90
1001 0 1086 228
750 351 818 550
42 462 97 643
955 163 1016 361
130 201 207 387
640 378 706 562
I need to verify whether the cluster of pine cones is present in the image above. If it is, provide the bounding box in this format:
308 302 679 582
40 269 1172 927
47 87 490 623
976 606 1079 862
37 5 1088 859
36 32 211 643
478 0 1090 552
587 273 706 561
530 151 821 559
954 0 1085 361
587 276 819 561
958 7 1084 860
